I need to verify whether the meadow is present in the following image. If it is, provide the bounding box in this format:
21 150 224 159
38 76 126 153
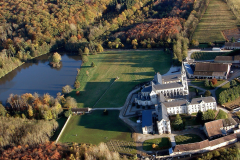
71 50 172 108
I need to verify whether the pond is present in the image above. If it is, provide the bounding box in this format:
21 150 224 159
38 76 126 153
0 52 81 104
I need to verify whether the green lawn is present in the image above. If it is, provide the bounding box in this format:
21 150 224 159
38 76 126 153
216 109 228 119
192 0 240 43
143 138 171 151
70 50 172 108
51 116 67 141
189 86 204 93
58 110 133 145
175 134 203 145
191 80 226 90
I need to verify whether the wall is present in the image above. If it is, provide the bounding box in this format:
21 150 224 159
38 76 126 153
55 114 72 143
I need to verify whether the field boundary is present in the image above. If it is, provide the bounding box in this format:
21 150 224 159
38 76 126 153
55 114 72 143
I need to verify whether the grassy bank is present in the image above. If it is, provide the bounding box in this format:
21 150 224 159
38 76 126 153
72 50 172 108
192 0 239 43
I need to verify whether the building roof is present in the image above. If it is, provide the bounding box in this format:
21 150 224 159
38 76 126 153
193 71 226 77
71 108 90 112
190 97 216 105
209 134 237 146
158 105 169 121
142 110 152 127
173 140 210 152
154 73 162 84
162 100 187 108
142 86 152 92
234 55 240 61
162 74 181 83
222 118 237 127
204 119 223 137
215 56 233 62
195 62 229 72
184 63 194 74
153 82 183 90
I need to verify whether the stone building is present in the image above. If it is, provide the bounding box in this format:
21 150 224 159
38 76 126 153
139 64 217 134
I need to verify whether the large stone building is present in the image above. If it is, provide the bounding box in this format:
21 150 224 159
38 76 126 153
139 64 217 134
193 62 231 79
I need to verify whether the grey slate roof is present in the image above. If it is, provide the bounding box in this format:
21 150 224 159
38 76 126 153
162 100 187 108
190 97 216 105
142 86 152 92
154 73 162 84
142 110 152 127
162 74 181 82
222 118 237 127
153 82 183 90
158 105 169 121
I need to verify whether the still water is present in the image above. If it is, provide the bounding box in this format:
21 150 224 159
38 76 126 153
0 53 81 103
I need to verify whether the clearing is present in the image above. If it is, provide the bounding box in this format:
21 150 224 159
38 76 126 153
58 110 133 145
71 50 172 108
192 0 240 43
175 134 203 145
143 138 171 151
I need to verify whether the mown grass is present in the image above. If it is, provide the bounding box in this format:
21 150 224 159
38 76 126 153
71 50 172 108
175 134 203 145
191 52 229 60
51 116 67 141
191 79 226 90
143 138 171 151
192 0 240 43
58 110 133 145
216 109 228 119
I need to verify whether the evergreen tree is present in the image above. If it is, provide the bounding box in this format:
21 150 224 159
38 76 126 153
173 114 184 130
202 109 215 122
205 90 211 97
196 110 203 124
205 78 209 87
91 62 96 67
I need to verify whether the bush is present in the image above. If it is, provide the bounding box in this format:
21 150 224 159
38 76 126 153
64 109 72 117
205 90 211 97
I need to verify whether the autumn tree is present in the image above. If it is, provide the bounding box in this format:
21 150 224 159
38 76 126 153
0 104 7 116
64 97 77 108
84 47 89 56
74 80 80 89
62 85 73 95
49 52 61 63
212 78 217 85
96 44 104 53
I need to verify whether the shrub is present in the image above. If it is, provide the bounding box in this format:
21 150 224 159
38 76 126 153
205 90 211 97
212 78 217 85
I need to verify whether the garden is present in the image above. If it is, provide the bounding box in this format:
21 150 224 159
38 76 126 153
175 134 203 145
142 138 171 151
71 50 172 108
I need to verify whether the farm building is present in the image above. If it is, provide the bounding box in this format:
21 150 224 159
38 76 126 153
214 55 240 67
193 62 231 79
71 108 92 114
224 42 240 50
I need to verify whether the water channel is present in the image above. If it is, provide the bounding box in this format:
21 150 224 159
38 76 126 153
0 52 82 103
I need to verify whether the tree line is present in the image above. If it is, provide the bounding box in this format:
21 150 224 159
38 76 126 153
219 81 239 105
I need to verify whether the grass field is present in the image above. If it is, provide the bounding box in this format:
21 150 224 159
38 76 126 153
191 79 226 90
58 110 133 144
216 109 228 119
71 50 172 108
175 134 203 145
191 52 229 60
192 0 240 43
143 138 171 151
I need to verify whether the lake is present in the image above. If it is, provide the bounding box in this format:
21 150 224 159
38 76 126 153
0 53 81 103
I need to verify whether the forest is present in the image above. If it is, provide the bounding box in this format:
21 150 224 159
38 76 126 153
0 0 210 77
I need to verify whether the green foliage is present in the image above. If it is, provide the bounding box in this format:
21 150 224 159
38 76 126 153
231 80 237 87
173 36 189 63
96 44 104 53
205 79 210 87
173 114 185 130
218 85 240 105
74 80 80 89
82 55 88 63
84 47 90 56
64 109 72 118
202 109 215 122
196 110 203 124
205 90 211 97
0 104 7 117
91 62 96 67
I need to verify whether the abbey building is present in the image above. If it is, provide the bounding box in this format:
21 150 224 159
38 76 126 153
138 64 217 134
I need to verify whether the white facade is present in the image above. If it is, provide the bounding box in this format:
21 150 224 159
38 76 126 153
142 126 153 134
157 119 171 134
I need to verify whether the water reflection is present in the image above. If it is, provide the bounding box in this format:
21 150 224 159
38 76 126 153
0 52 82 104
